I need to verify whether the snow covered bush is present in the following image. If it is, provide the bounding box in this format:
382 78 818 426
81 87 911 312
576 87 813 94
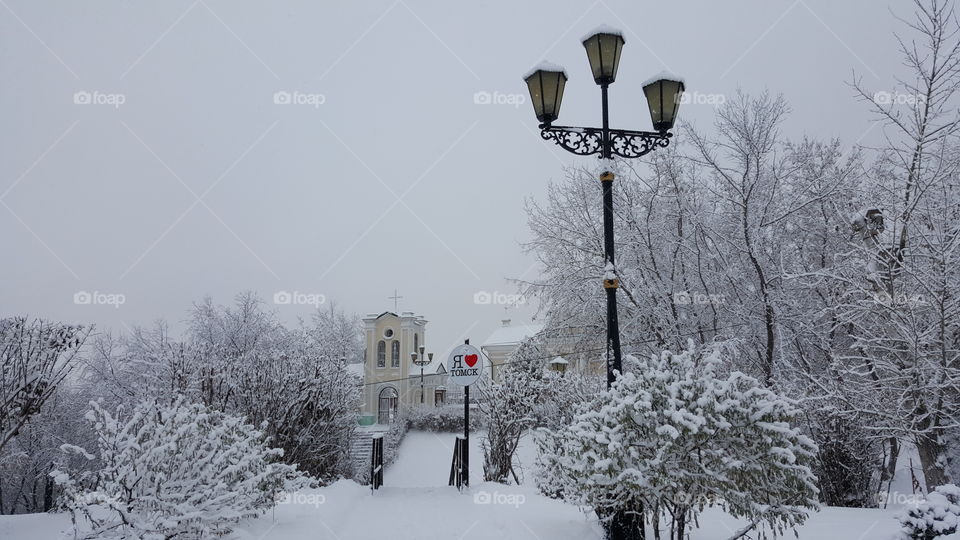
537 345 820 539
481 364 543 483
407 405 465 432
805 410 880 507
53 398 308 540
898 484 960 539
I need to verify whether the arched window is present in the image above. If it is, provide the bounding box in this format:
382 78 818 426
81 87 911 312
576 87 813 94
391 340 400 367
414 333 419 353
377 340 386 368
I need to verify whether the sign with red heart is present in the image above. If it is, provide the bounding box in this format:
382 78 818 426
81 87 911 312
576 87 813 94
447 344 484 386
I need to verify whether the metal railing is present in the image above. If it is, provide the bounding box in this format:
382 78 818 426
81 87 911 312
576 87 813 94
370 434 384 491
448 435 468 490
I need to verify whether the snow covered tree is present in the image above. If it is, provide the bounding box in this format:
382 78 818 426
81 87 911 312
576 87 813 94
0 317 89 453
481 364 543 484
53 398 307 540
538 345 819 539
481 336 601 484
833 0 960 491
83 293 362 483
308 301 364 364
0 383 94 514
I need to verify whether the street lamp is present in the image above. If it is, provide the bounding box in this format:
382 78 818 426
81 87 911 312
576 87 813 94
582 27 624 84
412 347 431 404
524 65 567 124
524 26 684 389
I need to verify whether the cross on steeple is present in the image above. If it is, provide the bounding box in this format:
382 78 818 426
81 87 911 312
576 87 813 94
388 289 404 312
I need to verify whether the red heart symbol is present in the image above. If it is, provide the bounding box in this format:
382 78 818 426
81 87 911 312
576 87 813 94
464 354 478 367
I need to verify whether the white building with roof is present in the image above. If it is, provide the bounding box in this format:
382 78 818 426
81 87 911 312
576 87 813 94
481 319 545 382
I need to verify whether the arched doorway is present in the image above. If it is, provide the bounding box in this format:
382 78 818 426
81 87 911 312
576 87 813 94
378 387 399 424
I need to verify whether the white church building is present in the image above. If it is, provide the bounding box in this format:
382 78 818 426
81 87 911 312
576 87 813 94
356 311 452 425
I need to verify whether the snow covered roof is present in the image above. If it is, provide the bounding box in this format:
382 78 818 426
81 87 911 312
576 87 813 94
362 311 426 323
549 356 569 365
641 70 687 87
581 24 624 42
482 320 545 348
523 61 567 80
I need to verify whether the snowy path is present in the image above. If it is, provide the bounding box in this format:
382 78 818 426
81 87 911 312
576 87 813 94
384 430 483 487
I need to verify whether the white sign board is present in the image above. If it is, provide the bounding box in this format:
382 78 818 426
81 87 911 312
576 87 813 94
446 344 484 386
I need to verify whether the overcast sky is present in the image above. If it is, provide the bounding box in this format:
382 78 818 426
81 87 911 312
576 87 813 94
0 0 908 357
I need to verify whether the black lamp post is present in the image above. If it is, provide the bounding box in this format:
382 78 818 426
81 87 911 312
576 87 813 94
412 348 431 404
524 27 684 390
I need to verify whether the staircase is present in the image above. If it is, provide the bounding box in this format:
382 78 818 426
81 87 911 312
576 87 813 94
349 429 375 482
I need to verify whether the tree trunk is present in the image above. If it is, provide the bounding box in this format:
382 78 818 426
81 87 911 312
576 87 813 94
915 431 947 490
42 465 54 512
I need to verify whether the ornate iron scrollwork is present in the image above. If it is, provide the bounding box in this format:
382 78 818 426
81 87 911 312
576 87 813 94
540 125 671 159
540 127 604 156
609 130 671 158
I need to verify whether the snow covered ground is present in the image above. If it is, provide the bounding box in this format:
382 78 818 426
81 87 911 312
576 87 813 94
1 430 957 540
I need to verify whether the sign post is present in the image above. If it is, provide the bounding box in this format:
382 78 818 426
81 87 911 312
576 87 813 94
446 339 483 489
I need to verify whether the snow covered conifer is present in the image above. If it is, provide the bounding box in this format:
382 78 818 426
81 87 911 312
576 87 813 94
538 344 819 539
53 398 308 540
898 484 960 540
